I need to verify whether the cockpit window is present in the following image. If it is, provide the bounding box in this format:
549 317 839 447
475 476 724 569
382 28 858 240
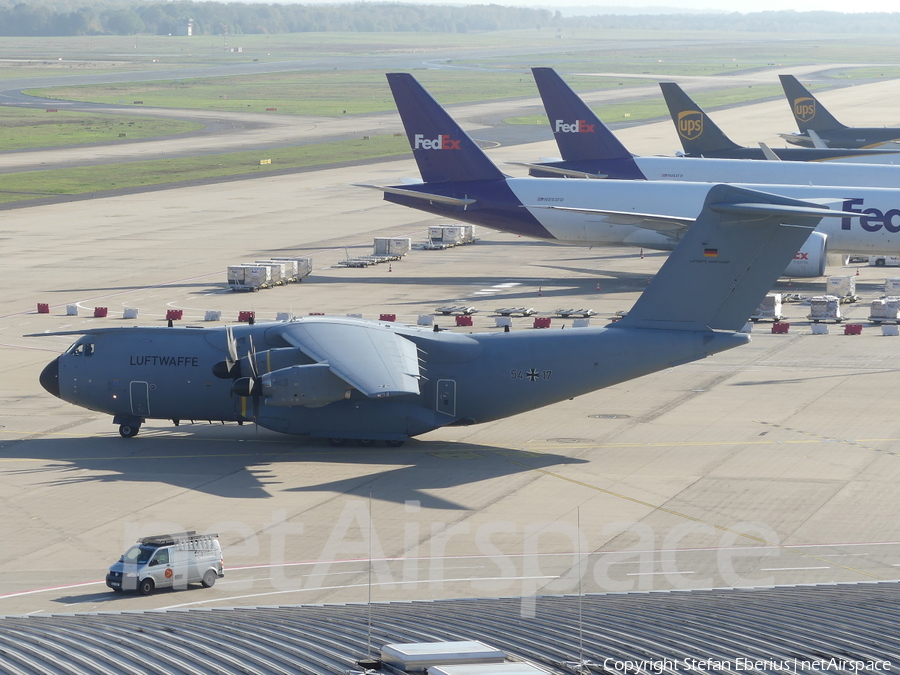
68 342 95 356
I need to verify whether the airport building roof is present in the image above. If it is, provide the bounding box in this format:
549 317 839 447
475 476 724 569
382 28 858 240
1 582 899 675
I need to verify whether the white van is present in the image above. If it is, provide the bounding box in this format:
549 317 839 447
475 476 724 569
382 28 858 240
106 531 224 595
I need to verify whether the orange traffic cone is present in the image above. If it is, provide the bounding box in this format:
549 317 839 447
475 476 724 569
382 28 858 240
538 286 543 296
389 264 393 272
596 282 601 291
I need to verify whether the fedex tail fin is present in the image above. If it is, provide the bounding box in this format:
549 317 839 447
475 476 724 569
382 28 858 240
779 74 846 134
659 82 742 155
386 72 505 183
617 185 826 332
531 67 632 162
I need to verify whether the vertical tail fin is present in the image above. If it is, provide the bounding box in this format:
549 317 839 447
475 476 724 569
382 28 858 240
616 185 826 332
659 82 742 155
386 72 506 184
531 67 633 162
778 74 846 134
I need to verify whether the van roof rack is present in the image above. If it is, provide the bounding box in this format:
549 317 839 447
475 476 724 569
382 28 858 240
138 531 217 546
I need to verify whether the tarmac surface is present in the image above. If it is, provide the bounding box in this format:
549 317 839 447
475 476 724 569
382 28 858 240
2 67 900 618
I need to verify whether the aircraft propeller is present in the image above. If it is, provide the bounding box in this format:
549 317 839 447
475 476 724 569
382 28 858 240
212 326 262 423
231 335 262 423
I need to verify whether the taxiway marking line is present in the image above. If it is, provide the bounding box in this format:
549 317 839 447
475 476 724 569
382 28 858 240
506 460 886 581
761 567 831 571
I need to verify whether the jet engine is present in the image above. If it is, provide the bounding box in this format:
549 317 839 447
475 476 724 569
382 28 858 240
261 364 351 408
783 231 827 278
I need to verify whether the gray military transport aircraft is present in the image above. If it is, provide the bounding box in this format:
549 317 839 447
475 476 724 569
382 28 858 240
33 185 850 444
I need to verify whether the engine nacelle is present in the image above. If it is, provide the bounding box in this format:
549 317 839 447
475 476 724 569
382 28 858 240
261 364 351 408
783 231 827 278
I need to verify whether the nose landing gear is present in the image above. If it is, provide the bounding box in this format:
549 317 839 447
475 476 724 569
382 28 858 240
114 415 144 438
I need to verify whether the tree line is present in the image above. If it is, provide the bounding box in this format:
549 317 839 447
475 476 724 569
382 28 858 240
0 2 556 36
2 1 900 37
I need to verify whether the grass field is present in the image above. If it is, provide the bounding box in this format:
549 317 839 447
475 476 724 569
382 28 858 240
0 108 203 151
5 30 900 195
0 134 409 205
24 70 653 116
505 83 787 125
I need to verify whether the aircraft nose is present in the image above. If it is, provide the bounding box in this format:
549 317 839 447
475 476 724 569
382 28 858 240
39 356 61 398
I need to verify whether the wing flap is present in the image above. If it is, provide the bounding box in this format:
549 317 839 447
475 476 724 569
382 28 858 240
279 319 420 398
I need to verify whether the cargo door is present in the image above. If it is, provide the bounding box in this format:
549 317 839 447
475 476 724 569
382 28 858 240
436 379 456 417
130 381 150 417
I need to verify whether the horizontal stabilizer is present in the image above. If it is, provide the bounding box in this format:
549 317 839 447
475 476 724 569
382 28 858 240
507 162 608 179
279 318 420 398
615 185 831 332
354 184 475 207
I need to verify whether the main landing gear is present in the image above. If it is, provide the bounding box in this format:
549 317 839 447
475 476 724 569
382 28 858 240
119 423 141 438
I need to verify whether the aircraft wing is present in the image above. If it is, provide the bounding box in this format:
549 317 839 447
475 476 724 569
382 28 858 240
527 204 693 234
278 319 421 397
354 184 476 207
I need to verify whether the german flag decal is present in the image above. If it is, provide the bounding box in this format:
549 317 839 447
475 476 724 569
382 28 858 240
703 248 718 257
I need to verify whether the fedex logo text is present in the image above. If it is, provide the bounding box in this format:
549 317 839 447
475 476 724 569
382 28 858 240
841 198 900 233
554 119 595 133
414 134 461 150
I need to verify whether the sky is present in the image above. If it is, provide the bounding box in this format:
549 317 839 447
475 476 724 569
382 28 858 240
290 0 900 14
508 0 898 12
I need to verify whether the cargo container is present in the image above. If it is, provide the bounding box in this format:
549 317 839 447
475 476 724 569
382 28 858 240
441 226 464 245
826 276 856 299
269 257 313 281
427 225 445 242
228 264 270 291
251 261 285 286
750 294 784 322
374 237 411 257
886 278 900 295
869 297 900 323
808 295 842 323
459 224 476 244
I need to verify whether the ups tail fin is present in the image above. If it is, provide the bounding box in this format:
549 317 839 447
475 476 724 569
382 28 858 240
531 67 632 161
779 74 846 134
616 185 824 332
659 82 742 155
386 72 505 183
